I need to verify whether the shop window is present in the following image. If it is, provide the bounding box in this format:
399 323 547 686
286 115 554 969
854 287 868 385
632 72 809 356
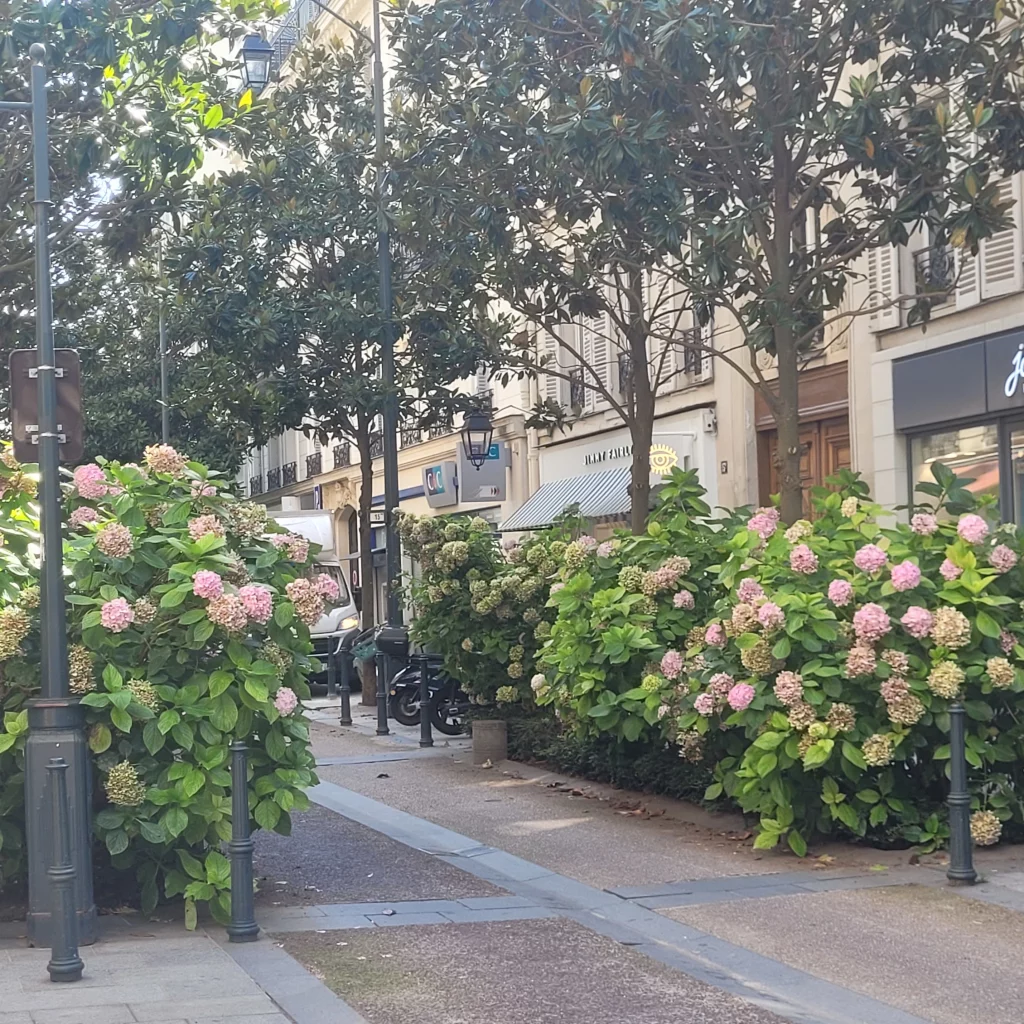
910 425 1000 506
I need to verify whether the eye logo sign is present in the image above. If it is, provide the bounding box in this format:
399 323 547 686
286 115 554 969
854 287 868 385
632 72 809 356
649 444 679 475
1006 344 1024 399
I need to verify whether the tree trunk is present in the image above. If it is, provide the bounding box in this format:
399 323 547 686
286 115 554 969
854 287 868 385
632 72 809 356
355 416 377 705
627 268 653 534
774 327 803 524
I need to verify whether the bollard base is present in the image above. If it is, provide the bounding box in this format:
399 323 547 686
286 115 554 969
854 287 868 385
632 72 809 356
946 869 978 887
226 923 261 944
47 955 84 982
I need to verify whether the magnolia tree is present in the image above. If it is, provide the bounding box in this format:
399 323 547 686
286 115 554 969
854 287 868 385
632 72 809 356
0 445 339 924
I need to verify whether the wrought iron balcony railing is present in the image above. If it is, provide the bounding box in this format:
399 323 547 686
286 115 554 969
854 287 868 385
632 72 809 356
369 432 384 458
267 467 281 491
282 461 297 486
400 425 421 448
914 244 955 305
568 367 585 410
249 475 264 496
305 451 322 478
333 444 351 468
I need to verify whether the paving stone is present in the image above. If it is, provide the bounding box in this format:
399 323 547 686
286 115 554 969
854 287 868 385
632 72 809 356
438 906 556 924
31 1006 135 1024
0 1014 31 1024
127 997 280 1022
186 1017 291 1024
365 911 450 927
456 895 537 910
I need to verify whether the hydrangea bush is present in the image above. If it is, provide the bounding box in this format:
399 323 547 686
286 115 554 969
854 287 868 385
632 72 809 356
0 445 336 925
397 512 572 706
677 466 1024 854
537 472 724 745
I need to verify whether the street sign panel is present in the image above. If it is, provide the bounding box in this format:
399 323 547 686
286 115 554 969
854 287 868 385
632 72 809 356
9 349 84 464
368 509 387 526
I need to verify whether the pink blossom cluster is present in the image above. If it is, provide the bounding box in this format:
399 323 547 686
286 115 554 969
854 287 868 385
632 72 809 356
853 602 891 643
789 544 818 574
880 676 909 703
239 584 273 624
910 512 938 536
957 513 989 544
845 644 877 676
286 578 325 626
192 570 224 600
990 544 1019 574
144 444 187 476
737 578 764 604
757 601 785 632
207 593 248 633
708 673 734 697
1001 629 1016 655
727 683 755 711
673 590 694 610
101 597 135 632
827 579 854 607
286 535 310 563
773 670 803 707
550 582 565 594
188 515 224 542
578 535 598 551
596 541 616 558
660 650 685 680
694 692 715 716
704 623 727 647
890 560 921 592
69 506 99 529
901 605 933 639
96 523 134 559
73 464 108 499
274 686 298 716
747 506 780 540
314 573 340 601
191 482 217 497
939 559 962 581
853 544 887 574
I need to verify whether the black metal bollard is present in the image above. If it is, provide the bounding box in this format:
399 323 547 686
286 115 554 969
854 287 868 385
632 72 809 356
46 758 83 983
417 655 433 748
338 649 354 726
227 741 260 941
947 702 977 886
375 650 390 736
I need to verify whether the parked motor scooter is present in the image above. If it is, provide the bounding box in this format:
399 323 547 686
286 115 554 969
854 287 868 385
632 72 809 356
388 658 468 735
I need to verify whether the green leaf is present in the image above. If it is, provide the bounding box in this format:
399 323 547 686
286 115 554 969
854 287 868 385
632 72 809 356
772 636 791 659
753 731 785 751
142 720 164 755
157 709 180 735
976 610 1000 638
103 664 124 689
139 820 165 845
178 849 206 879
88 723 112 753
752 830 780 850
182 769 205 798
163 806 189 839
787 830 807 857
208 670 233 698
184 896 197 931
856 789 880 805
275 603 295 627
244 679 269 704
254 799 281 830
105 829 129 856
842 741 867 769
110 708 133 734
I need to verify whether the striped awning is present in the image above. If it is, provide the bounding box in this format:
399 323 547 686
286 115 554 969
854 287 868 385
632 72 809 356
500 467 632 531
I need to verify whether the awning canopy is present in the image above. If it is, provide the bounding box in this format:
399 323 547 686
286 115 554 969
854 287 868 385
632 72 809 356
500 467 631 532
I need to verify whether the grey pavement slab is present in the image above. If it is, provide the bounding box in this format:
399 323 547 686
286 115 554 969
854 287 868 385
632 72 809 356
282 916 789 1024
253 802 502 907
668 883 1024 1024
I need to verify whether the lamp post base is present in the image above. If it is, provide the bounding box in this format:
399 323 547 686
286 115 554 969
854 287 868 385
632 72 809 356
25 699 97 948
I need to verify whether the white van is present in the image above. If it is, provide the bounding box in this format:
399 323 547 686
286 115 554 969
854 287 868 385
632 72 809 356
269 510 360 682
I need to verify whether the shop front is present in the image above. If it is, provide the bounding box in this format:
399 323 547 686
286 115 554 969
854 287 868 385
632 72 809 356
893 327 1024 519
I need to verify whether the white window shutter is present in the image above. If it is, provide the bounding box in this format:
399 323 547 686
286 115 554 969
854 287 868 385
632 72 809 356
541 332 567 408
980 172 1024 300
698 316 715 380
580 315 611 412
955 245 980 309
867 242 901 330
646 266 680 394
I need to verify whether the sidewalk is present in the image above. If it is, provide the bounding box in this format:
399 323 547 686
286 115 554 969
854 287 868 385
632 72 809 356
4 700 1023 1024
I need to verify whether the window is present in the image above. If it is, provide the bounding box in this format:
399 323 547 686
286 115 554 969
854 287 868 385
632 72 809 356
910 424 1000 506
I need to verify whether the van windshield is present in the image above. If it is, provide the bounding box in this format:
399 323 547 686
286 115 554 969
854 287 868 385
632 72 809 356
309 563 351 606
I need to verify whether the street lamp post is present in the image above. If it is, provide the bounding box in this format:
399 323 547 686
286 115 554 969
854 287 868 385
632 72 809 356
0 43 97 947
244 0 406 699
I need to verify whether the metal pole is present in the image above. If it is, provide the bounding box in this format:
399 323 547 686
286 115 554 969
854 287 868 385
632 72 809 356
947 702 977 885
338 649 353 726
23 43 97 948
375 647 390 735
418 655 433 748
227 741 260 941
158 241 170 443
326 646 338 698
46 759 83 983
372 0 403 632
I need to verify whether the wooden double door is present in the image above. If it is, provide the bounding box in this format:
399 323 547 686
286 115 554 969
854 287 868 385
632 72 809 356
758 417 851 518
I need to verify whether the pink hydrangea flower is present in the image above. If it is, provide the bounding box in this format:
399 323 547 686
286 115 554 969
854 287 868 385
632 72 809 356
269 535 289 549
188 515 224 542
578 535 598 551
939 558 962 581
757 601 785 631
673 590 695 610
660 650 685 680
191 482 217 497
694 692 715 716
853 544 887 574
207 593 248 633
101 597 134 632
705 623 726 647
901 606 934 639
96 523 134 559
68 506 99 529
314 573 340 600
550 582 565 594
192 570 224 600
747 507 779 540
853 602 891 643
274 687 298 716
144 444 187 476
773 670 804 707
990 544 1018 574
239 584 272 624
596 541 616 558
828 579 854 607
910 513 938 536
708 672 734 696
286 535 310 563
790 544 818 574
1001 629 1016 655
73 464 108 499
957 513 989 544
737 578 764 604
890 560 922 592
727 683 756 711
